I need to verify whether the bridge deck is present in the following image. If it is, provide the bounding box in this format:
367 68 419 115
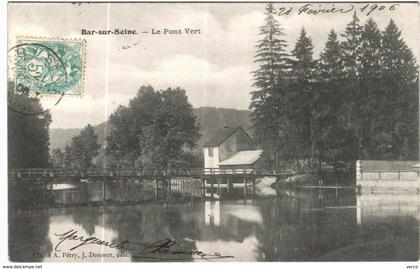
8 168 295 181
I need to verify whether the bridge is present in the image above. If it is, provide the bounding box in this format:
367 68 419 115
8 168 295 182
9 168 356 207
9 168 296 206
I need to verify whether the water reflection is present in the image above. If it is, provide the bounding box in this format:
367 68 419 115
205 201 220 226
8 177 419 262
43 214 127 262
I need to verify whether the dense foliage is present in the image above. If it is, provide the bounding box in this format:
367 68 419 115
8 82 51 169
105 86 200 171
50 107 251 151
251 5 419 168
55 125 100 170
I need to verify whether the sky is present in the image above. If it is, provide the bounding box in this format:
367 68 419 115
8 2 420 129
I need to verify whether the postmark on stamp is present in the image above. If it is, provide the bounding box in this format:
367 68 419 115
13 37 86 96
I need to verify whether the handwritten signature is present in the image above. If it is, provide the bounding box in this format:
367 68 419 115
54 229 234 261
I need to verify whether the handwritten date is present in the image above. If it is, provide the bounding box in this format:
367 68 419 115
277 3 400 16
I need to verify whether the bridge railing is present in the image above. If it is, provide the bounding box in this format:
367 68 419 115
202 168 293 175
8 167 295 179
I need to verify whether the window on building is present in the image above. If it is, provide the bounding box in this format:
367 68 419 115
208 147 214 157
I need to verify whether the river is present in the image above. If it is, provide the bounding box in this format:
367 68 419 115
8 177 419 262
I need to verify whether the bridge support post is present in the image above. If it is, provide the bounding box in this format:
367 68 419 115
252 178 256 196
226 178 230 193
217 178 221 196
166 179 171 197
211 180 214 198
201 179 206 197
243 178 247 196
42 179 46 204
335 183 338 200
102 178 106 201
154 179 158 200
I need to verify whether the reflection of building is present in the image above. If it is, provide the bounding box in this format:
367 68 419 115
205 201 220 226
202 200 262 240
356 193 419 261
203 127 262 170
356 193 420 225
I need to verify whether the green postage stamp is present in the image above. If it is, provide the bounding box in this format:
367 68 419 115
14 37 86 95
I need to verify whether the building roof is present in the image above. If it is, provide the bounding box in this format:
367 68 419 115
360 160 419 171
219 150 263 166
203 127 241 147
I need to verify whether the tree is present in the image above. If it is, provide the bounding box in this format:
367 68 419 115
341 11 363 79
106 105 139 168
355 18 383 158
291 28 316 81
50 148 65 168
377 19 419 159
106 86 200 171
250 3 290 167
319 125 359 165
64 124 100 170
340 17 418 160
360 19 382 79
319 30 343 80
317 30 349 163
252 3 289 95
8 82 51 168
381 19 418 83
289 28 318 161
339 12 368 159
248 12 419 166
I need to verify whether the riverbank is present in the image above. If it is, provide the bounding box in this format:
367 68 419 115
275 173 355 189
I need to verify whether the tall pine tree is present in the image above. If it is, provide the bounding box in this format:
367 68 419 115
360 19 382 79
378 19 419 159
291 28 316 81
341 11 362 79
289 28 318 161
250 3 290 167
381 19 418 83
340 12 365 159
357 18 383 158
318 29 357 164
249 10 418 166
319 30 343 80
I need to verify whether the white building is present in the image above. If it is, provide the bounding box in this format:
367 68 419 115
203 127 262 171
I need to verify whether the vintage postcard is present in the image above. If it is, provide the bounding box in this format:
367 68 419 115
5 0 420 265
